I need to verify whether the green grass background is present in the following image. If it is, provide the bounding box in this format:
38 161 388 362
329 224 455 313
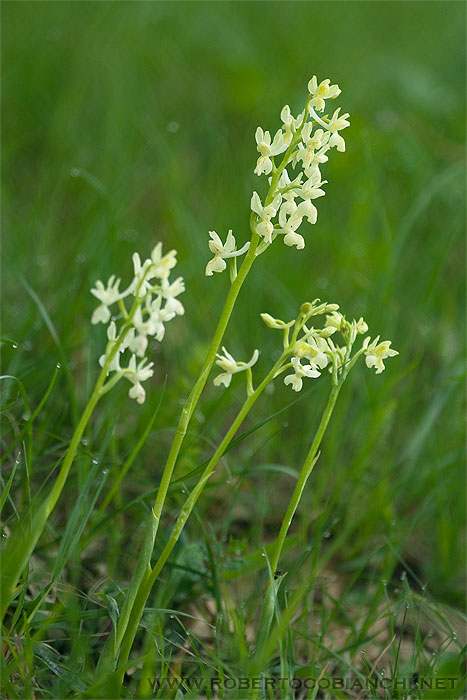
2 1 466 697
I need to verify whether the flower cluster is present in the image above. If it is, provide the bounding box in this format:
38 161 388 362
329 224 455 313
263 301 397 392
90 243 185 404
213 300 398 396
250 76 350 252
205 76 350 277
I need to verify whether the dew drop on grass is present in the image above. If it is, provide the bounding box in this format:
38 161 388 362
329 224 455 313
261 552 266 557
70 168 80 177
56 362 61 369
167 121 180 133
81 437 89 446
170 614 175 619
101 468 109 475
92 458 99 465
323 531 331 539
76 253 86 264
382 580 388 586
12 342 18 349
1 532 7 539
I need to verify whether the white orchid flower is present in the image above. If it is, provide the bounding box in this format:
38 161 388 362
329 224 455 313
214 347 260 388
364 337 399 374
307 76 341 112
254 127 288 175
284 357 321 392
250 191 282 244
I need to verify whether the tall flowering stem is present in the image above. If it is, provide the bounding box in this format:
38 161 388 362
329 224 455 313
250 317 398 688
93 75 353 687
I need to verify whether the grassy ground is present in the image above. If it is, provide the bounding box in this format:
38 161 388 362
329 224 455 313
2 1 466 698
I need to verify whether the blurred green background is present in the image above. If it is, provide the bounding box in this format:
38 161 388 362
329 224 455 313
2 0 465 640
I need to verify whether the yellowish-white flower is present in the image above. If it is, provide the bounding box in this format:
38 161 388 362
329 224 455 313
277 199 317 249
284 356 320 392
280 105 304 145
91 275 122 324
325 311 345 333
299 170 327 201
206 230 235 276
254 127 288 176
150 243 178 280
327 108 351 152
308 76 341 112
251 192 282 244
124 355 155 404
364 337 399 374
214 347 260 388
293 335 329 372
205 230 250 277
352 317 369 335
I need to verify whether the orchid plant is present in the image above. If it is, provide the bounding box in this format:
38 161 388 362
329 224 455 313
1 75 398 698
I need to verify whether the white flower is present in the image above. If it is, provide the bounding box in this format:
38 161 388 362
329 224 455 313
90 275 122 325
92 304 112 325
298 145 330 178
364 337 398 374
327 108 350 152
128 382 146 405
280 105 303 145
299 170 327 200
277 199 317 250
123 355 155 404
325 311 345 333
206 230 235 276
161 277 185 316
284 356 320 392
214 347 259 388
352 317 368 335
293 335 329 371
150 243 178 280
254 127 287 175
308 76 341 112
250 192 282 244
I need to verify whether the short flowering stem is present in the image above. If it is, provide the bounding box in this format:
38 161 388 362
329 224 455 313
0 286 146 622
108 353 287 694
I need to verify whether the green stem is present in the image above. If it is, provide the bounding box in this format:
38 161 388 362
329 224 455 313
0 297 141 622
113 357 285 686
1 384 102 621
271 381 341 574
250 380 342 687
99 232 260 675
